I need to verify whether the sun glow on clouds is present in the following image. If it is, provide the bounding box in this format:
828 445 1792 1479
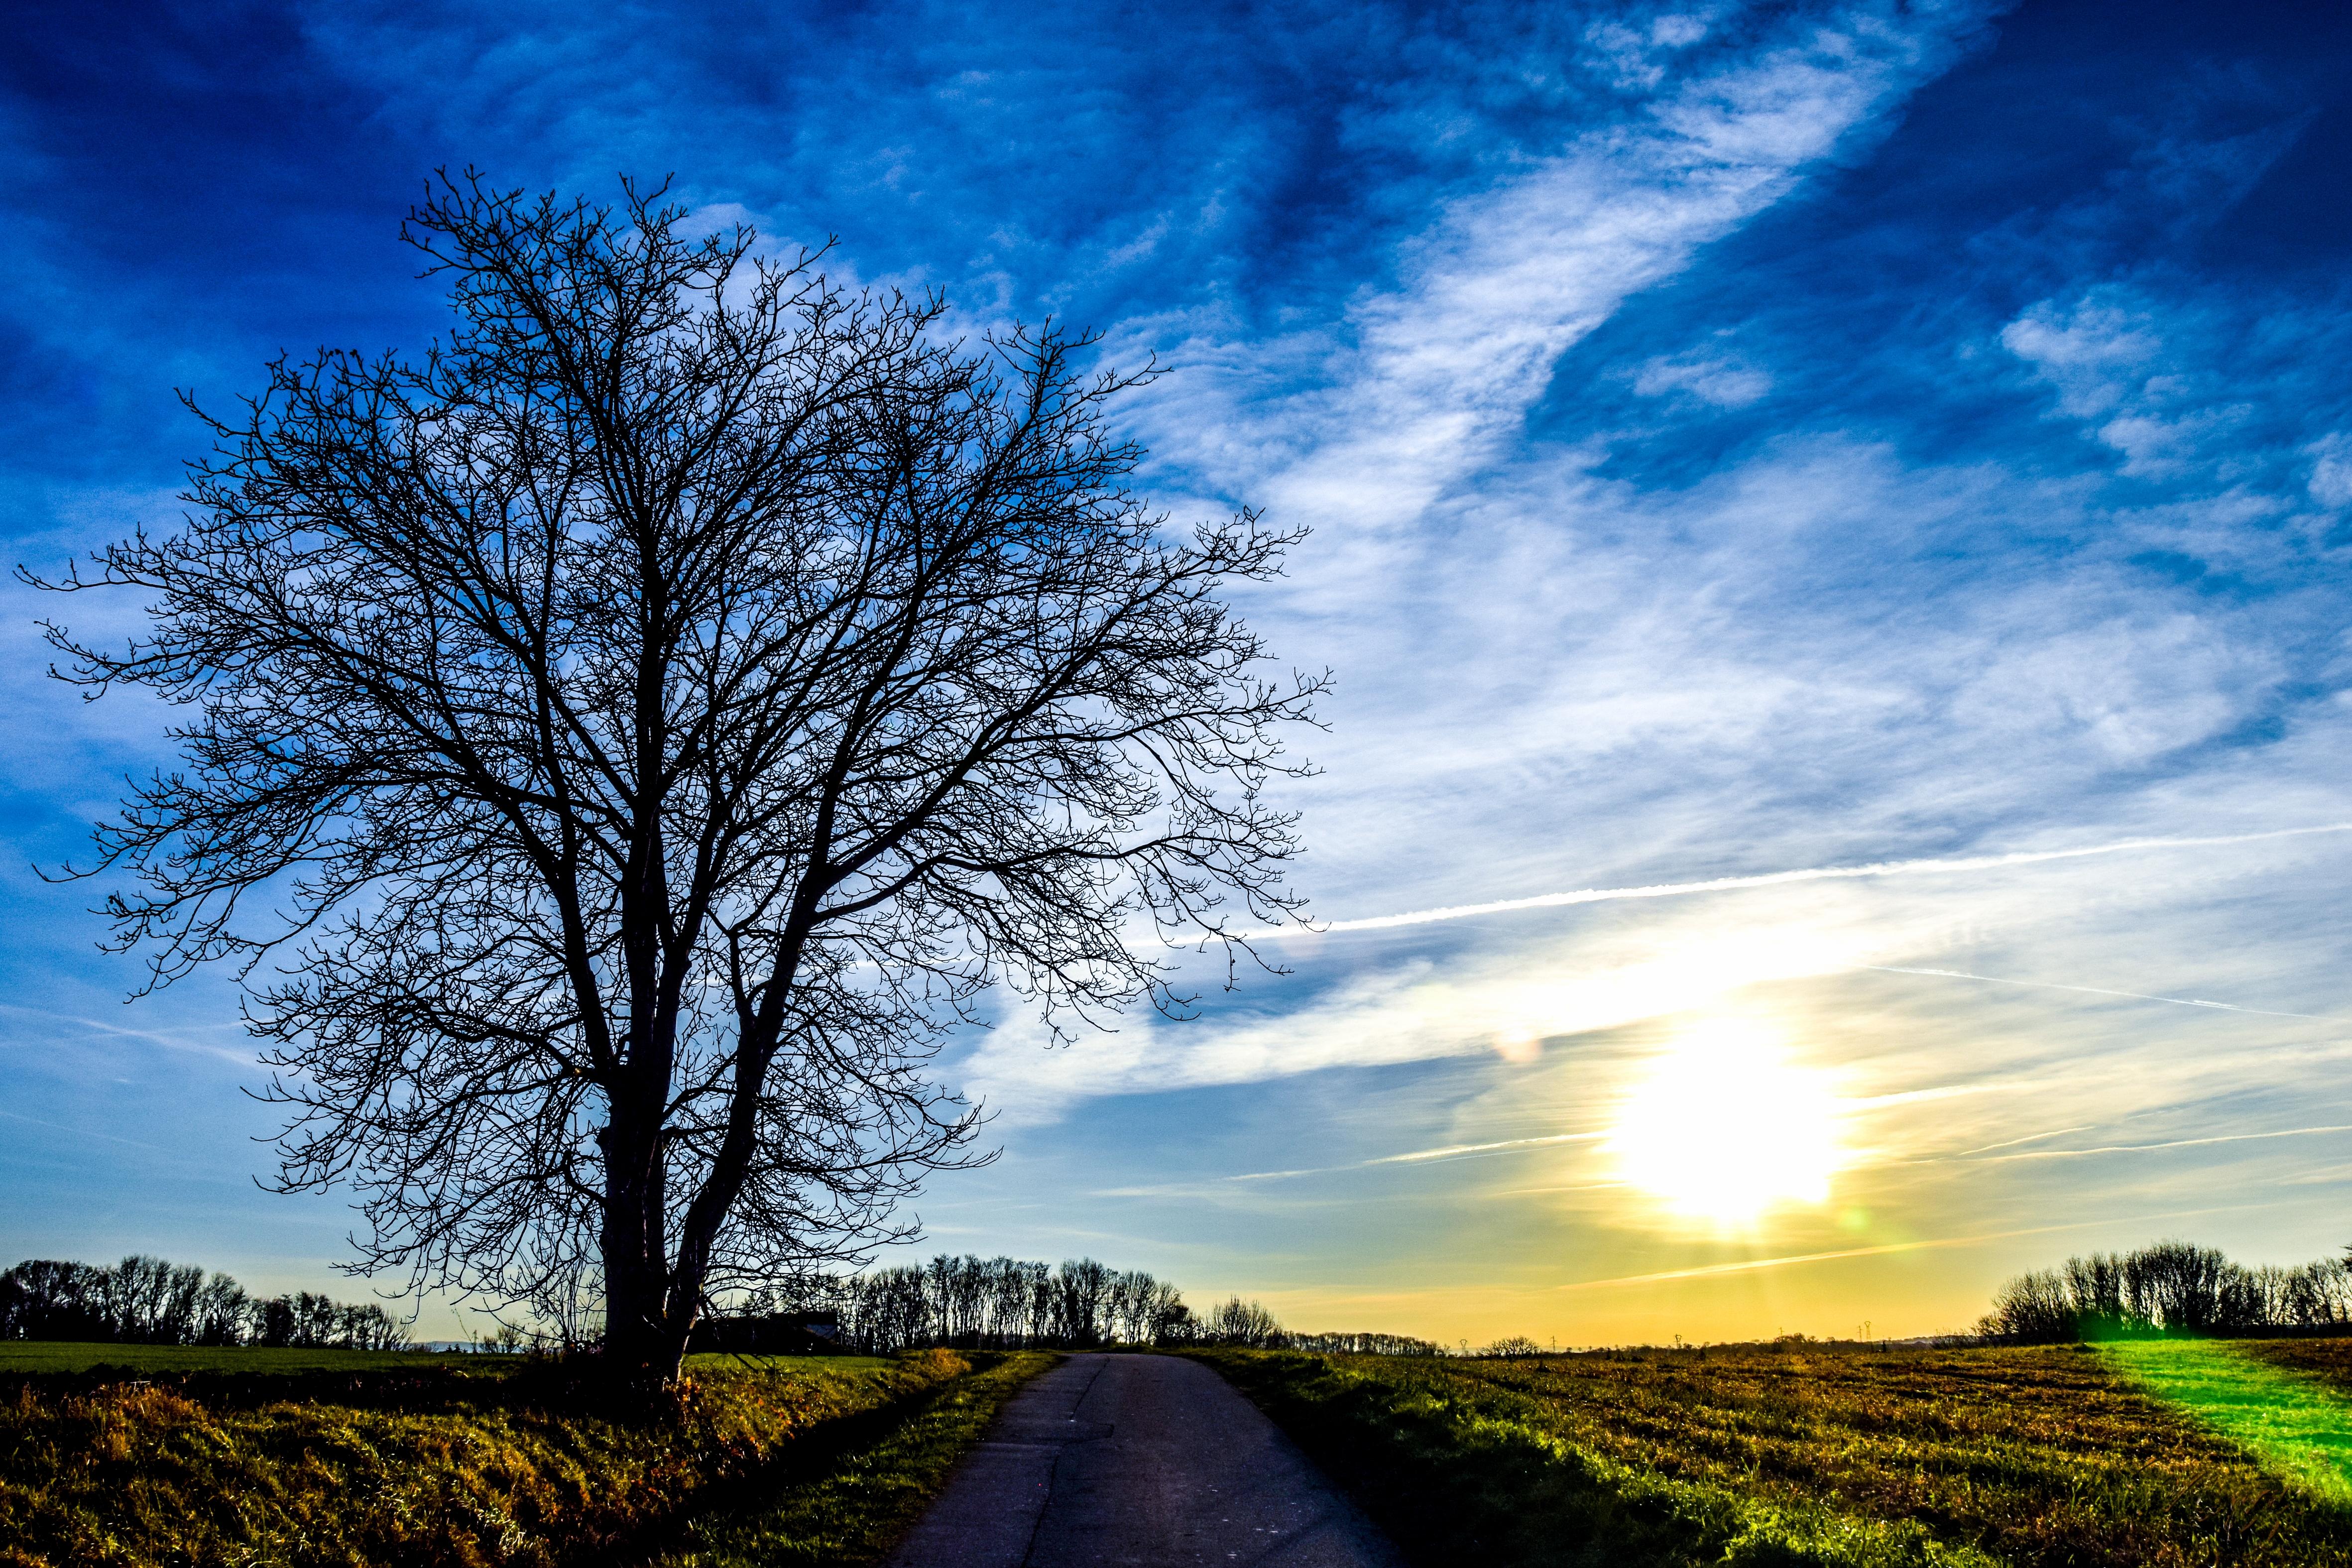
0 0 2346 1357
1606 1018 1848 1225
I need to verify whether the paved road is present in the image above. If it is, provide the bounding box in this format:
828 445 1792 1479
885 1353 1408 1568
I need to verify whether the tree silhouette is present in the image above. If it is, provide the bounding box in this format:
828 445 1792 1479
32 173 1319 1387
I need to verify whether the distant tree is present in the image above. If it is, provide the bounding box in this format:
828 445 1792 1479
1204 1295 1284 1348
1155 1297 1197 1344
0 1261 108 1341
1981 1267 2074 1342
192 1275 250 1345
1980 1239 2352 1341
32 174 1318 1389
104 1255 203 1344
478 1321 530 1355
1106 1268 1157 1344
2063 1252 2127 1336
248 1294 290 1348
705 1251 1209 1353
1286 1328 1440 1356
0 1255 410 1350
1056 1258 1111 1346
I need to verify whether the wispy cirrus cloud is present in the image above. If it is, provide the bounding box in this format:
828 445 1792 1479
958 809 2352 1121
11 0 2352 1345
1133 3 1998 517
1244 823 2352 939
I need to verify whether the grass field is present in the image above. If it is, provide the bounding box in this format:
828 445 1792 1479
657 1351 1049 1567
22 1335 2352 1565
2105 1339 2352 1506
0 1341 899 1378
1197 1338 2352 1568
0 1345 1050 1567
0 1342 509 1375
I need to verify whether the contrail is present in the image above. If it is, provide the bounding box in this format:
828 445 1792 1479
1860 965 2348 1023
0 1001 254 1066
1946 1126 2093 1157
1982 1124 2352 1162
1089 1132 1611 1199
0 1107 176 1155
1228 1131 1606 1183
1263 823 2352 938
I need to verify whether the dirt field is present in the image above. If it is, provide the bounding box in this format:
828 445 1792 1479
1199 1337 2352 1567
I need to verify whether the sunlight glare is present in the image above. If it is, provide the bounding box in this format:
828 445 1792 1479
1606 1018 1846 1225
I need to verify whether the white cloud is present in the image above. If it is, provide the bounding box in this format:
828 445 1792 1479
2000 287 2276 480
1632 350 1772 406
1651 14 1712 49
976 276 2348 1132
1999 294 2162 419
1945 609 2276 763
2309 433 2352 510
1128 2 1993 529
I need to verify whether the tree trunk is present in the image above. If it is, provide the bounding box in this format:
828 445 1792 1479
600 1114 682 1390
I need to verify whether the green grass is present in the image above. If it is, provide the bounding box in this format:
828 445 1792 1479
0 1344 894 1382
0 1342 510 1375
2102 1339 2352 1505
681 1352 897 1378
1196 1342 2352 1568
658 1351 1053 1567
0 1345 1050 1567
0 1342 898 1377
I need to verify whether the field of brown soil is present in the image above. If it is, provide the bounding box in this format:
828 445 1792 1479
1200 1338 2352 1567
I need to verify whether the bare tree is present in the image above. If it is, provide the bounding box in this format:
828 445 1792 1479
1204 1295 1284 1347
30 173 1319 1387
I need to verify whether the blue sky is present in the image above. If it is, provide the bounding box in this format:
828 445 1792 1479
6 0 2352 1344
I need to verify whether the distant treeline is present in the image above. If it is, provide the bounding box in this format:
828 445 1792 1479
706 1254 1443 1357
0 1256 411 1350
1981 1240 2352 1341
1 1250 1441 1359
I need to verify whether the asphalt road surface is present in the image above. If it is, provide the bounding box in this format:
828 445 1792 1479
884 1352 1409 1568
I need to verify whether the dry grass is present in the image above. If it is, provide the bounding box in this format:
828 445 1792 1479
0 1347 1045 1568
2246 1338 2352 1392
656 1350 1051 1567
1198 1340 2352 1567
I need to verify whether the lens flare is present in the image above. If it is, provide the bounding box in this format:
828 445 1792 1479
1606 1018 1846 1224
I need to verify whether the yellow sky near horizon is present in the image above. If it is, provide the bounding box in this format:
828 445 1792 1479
915 835 2352 1351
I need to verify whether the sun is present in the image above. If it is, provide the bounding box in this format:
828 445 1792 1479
1605 1018 1846 1225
